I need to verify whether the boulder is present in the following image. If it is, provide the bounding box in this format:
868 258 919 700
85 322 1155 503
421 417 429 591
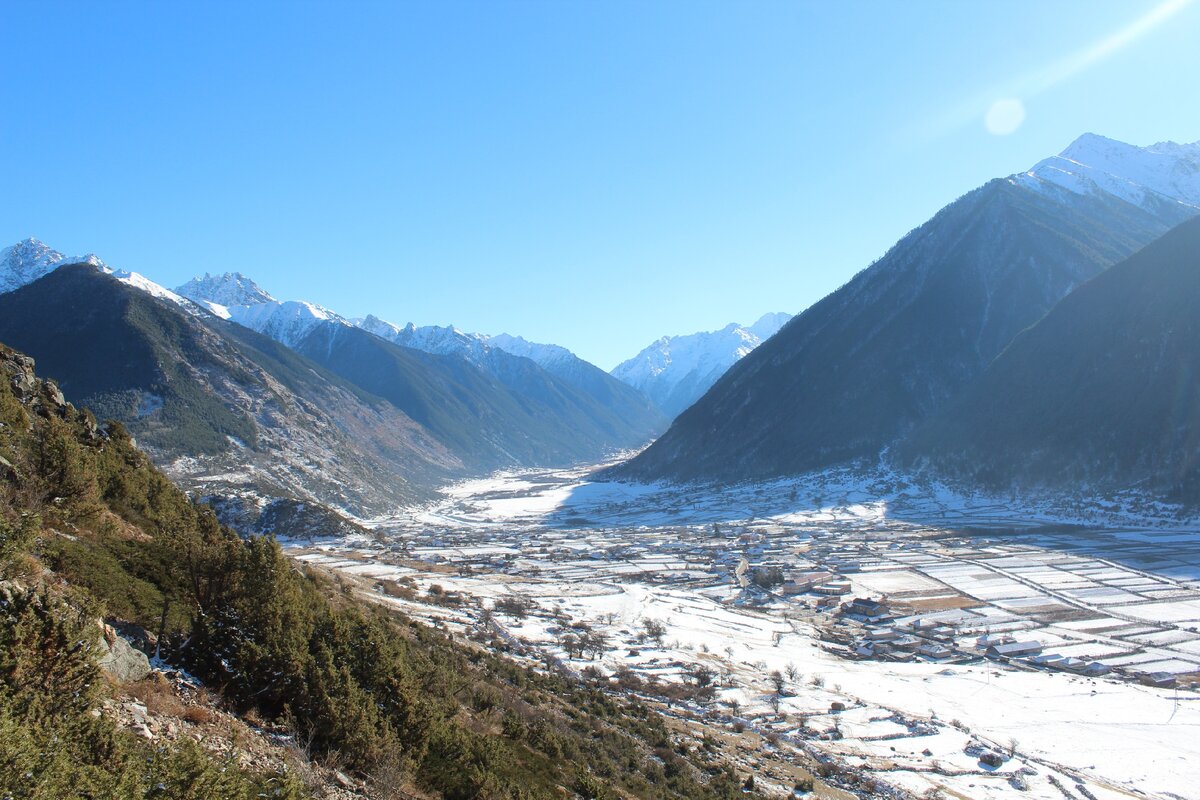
96 623 152 684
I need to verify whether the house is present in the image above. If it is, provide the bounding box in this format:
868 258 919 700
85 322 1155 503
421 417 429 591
916 642 952 659
813 580 852 596
1081 662 1111 677
853 642 876 658
986 641 1043 660
1029 653 1064 667
976 633 1011 649
779 570 835 595
843 597 891 623
866 629 899 643
1138 671 1177 688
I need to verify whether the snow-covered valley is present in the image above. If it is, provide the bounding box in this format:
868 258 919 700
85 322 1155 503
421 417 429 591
284 464 1200 800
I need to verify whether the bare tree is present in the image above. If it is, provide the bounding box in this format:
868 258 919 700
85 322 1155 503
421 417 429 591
643 618 667 647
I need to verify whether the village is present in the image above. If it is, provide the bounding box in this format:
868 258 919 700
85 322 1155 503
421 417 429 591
281 466 1200 799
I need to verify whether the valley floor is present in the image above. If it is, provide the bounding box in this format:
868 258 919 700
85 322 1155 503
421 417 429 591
284 463 1200 800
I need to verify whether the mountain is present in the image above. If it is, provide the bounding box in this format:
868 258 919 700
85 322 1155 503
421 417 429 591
0 263 461 518
615 134 1200 484
0 237 105 292
353 319 667 440
611 312 792 418
0 341 745 800
177 270 276 308
180 274 666 468
896 214 1200 501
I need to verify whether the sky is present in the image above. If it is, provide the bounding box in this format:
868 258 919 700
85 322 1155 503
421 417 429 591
2 1 1199 369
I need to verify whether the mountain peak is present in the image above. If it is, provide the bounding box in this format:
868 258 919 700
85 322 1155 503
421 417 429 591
1 237 105 294
611 312 793 418
1019 132 1200 210
177 271 276 308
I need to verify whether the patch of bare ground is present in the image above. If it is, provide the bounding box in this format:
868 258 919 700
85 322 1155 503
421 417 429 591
107 671 433 799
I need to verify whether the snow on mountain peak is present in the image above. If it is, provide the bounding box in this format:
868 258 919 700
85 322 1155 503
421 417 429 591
1 238 106 294
611 313 792 418
486 333 574 366
177 271 276 308
1016 133 1200 211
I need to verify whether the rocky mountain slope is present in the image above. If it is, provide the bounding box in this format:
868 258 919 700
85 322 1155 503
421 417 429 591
177 275 665 468
615 134 1200 485
0 264 460 519
356 316 667 443
0 342 748 800
897 214 1200 501
611 312 792 418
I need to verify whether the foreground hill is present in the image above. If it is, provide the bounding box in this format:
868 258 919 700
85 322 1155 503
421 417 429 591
0 265 460 516
897 214 1200 501
0 341 747 799
615 135 1200 484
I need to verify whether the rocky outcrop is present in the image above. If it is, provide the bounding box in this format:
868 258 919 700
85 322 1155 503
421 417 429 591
0 345 101 439
96 622 152 684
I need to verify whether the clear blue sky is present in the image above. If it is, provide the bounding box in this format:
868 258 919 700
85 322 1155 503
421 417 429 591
3 1 1198 369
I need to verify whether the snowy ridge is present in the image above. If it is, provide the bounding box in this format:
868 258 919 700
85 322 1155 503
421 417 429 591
611 312 791 418
177 272 275 308
1016 133 1200 211
487 333 574 368
226 300 346 348
1 237 209 315
355 316 493 362
0 237 105 293
177 272 349 348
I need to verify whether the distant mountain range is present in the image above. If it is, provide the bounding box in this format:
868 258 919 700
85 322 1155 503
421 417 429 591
615 133 1200 503
0 243 664 531
611 313 791 418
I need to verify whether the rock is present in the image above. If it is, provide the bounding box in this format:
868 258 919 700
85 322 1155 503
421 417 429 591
333 770 357 790
830 701 846 712
96 623 152 684
43 381 66 408
979 751 1004 768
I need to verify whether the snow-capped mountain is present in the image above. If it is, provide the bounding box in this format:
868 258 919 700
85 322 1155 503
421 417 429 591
1 238 199 311
355 315 492 363
1017 133 1200 212
611 312 791 418
177 271 276 310
487 333 574 368
176 272 346 348
616 133 1200 486
1 238 105 293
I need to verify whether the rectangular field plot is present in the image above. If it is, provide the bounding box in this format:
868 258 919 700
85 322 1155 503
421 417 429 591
1120 600 1200 623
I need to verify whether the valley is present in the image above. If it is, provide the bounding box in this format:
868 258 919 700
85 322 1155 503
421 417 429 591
286 464 1200 800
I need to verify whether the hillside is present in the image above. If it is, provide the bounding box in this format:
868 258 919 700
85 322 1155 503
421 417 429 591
896 215 1200 501
0 341 749 799
181 276 666 469
615 136 1199 484
0 265 461 518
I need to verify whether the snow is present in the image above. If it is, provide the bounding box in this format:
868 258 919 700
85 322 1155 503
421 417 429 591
0 237 105 293
1017 132 1200 211
610 311 792 416
225 299 343 348
176 271 276 307
486 333 574 367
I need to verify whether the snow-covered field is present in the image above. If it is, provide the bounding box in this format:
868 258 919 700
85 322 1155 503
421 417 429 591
288 463 1200 799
